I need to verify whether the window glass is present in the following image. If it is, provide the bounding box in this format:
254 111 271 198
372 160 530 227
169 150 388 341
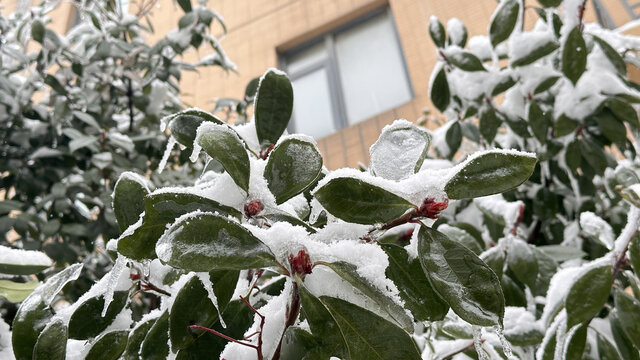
291 68 336 139
287 41 327 74
335 14 412 124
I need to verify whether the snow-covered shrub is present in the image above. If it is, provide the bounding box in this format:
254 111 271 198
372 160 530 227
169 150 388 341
6 66 538 359
0 0 233 305
6 0 640 359
423 0 640 358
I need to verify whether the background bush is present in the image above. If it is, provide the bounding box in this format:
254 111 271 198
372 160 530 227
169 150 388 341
3 0 640 359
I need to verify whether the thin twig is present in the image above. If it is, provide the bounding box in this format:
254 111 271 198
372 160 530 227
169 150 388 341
188 325 258 349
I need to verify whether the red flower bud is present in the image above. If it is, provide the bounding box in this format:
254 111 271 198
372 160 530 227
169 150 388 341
288 249 312 278
259 144 275 160
244 200 264 218
418 198 448 219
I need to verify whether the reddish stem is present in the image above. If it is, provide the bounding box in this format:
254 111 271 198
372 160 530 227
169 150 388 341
240 295 265 360
188 325 258 349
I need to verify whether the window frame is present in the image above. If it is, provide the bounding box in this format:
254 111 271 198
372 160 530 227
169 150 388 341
279 6 413 137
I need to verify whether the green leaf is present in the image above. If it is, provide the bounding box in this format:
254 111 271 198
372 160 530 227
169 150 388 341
33 318 66 360
264 136 323 204
428 16 446 47
369 121 430 181
492 74 516 96
261 210 316 233
279 327 329 360
0 246 52 275
117 192 241 260
13 264 83 360
140 310 170 360
0 280 39 302
113 172 149 232
298 284 421 360
479 108 501 143
608 98 640 129
123 316 157 360
381 244 449 322
169 275 220 350
528 100 551 143
614 288 640 348
418 226 504 326
245 77 260 99
507 238 538 289
44 75 67 95
72 110 100 130
579 137 608 176
68 291 129 340
447 20 467 47
562 27 587 85
177 0 192 13
167 109 223 148
489 0 519 47
564 324 588 360
610 310 640 360
630 235 640 275
594 108 628 149
445 120 462 157
254 69 293 149
554 115 579 137
31 20 45 43
592 35 627 76
565 140 581 174
480 247 505 280
448 50 486 72
156 212 279 271
444 150 537 199
534 75 560 94
320 261 413 331
537 0 562 7
314 177 414 225
511 38 559 67
178 12 196 29
86 330 129 360
565 264 612 328
537 245 585 262
595 330 623 360
69 135 98 152
196 123 250 192
438 224 483 255
175 300 254 360
430 65 450 112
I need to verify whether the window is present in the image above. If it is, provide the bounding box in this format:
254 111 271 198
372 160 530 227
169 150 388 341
281 8 412 139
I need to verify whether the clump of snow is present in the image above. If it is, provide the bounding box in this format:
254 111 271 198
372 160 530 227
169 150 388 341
0 317 13 359
469 35 493 60
112 171 153 198
101 255 131 317
195 272 225 328
508 31 556 64
0 245 53 269
157 136 177 174
233 120 260 155
503 306 543 341
475 194 524 234
579 212 615 250
447 18 466 46
369 119 431 181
